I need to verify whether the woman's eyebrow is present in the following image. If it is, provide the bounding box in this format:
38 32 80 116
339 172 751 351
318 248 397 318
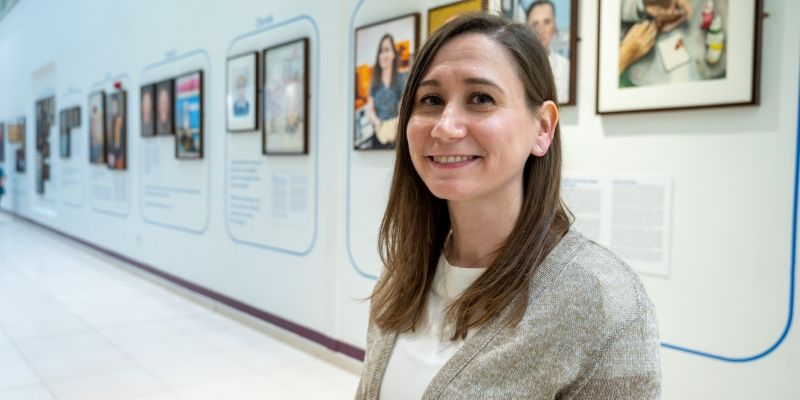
418 77 503 93
463 77 504 93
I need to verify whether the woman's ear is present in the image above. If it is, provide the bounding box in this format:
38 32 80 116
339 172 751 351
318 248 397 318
531 100 558 157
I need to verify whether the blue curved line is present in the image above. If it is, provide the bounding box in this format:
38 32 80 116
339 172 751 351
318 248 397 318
222 15 320 257
345 0 379 281
138 49 213 235
661 68 799 362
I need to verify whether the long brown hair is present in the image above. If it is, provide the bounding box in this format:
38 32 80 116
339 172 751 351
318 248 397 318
371 13 572 340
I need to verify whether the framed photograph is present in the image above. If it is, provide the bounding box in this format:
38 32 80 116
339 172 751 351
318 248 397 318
354 13 420 150
504 0 577 105
596 0 763 114
227 52 260 132
174 71 203 159
0 122 5 163
156 78 174 135
141 84 156 137
263 38 309 155
105 91 127 170
8 118 24 145
428 0 487 37
59 109 70 158
16 148 25 172
88 91 106 164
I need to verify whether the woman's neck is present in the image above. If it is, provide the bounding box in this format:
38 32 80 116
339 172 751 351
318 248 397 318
381 68 392 87
446 194 522 268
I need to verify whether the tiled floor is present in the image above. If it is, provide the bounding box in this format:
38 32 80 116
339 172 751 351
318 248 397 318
0 214 360 400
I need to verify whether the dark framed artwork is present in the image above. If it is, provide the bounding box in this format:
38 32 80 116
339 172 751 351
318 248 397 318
88 91 106 164
59 109 70 158
596 0 763 114
354 13 420 150
35 96 55 194
428 0 487 37
227 52 260 132
504 0 578 105
156 78 175 135
174 71 203 159
263 38 309 155
141 84 156 137
0 122 5 163
105 91 127 170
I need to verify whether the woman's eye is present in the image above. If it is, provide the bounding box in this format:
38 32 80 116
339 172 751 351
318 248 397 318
419 95 442 106
470 93 494 105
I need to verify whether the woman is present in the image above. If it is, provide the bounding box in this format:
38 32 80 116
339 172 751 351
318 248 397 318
356 14 661 399
365 33 406 148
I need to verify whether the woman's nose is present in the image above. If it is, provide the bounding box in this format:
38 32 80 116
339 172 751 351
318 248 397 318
430 103 467 141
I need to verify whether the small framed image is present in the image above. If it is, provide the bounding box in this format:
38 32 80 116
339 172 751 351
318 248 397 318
597 0 763 114
354 13 420 150
174 71 203 159
88 91 106 164
140 84 156 137
8 117 25 144
156 78 174 135
504 0 577 105
105 91 127 170
227 52 260 132
428 0 487 37
0 122 5 163
59 109 70 158
263 38 309 155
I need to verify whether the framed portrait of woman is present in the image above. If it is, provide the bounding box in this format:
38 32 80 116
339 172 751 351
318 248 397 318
504 0 578 105
354 13 420 151
263 38 309 155
227 52 259 132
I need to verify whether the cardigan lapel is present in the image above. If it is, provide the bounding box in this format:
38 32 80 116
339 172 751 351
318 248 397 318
420 230 586 399
365 327 399 400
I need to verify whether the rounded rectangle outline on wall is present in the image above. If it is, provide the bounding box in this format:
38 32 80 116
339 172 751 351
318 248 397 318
222 15 321 256
344 0 797 363
138 49 213 235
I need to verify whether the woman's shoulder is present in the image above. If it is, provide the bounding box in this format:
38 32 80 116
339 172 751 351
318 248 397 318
531 229 655 330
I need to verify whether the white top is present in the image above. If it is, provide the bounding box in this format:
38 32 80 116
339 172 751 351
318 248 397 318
379 254 487 400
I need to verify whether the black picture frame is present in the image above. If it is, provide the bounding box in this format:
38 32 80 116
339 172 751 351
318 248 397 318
262 38 310 155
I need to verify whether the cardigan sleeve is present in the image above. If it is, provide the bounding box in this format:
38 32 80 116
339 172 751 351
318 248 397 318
567 300 662 400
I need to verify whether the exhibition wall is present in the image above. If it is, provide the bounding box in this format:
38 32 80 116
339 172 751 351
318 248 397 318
0 0 798 398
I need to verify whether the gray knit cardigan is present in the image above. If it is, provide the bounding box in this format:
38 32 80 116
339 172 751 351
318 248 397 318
355 230 662 399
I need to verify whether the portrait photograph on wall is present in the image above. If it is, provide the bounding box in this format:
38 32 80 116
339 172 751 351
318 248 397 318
504 0 577 105
156 78 174 135
105 91 127 170
88 91 106 164
35 96 55 195
428 0 486 37
354 13 419 150
227 52 259 132
263 38 308 155
0 122 5 163
141 84 156 137
597 0 762 114
174 71 203 159
59 109 70 158
8 118 25 172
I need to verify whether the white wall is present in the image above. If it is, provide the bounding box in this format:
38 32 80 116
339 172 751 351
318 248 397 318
0 0 798 398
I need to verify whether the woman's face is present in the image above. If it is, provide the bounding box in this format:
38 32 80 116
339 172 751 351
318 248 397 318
406 34 542 205
157 89 169 122
141 92 152 123
378 37 395 70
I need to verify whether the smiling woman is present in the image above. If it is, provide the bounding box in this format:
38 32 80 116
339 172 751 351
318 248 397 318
355 13 662 400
